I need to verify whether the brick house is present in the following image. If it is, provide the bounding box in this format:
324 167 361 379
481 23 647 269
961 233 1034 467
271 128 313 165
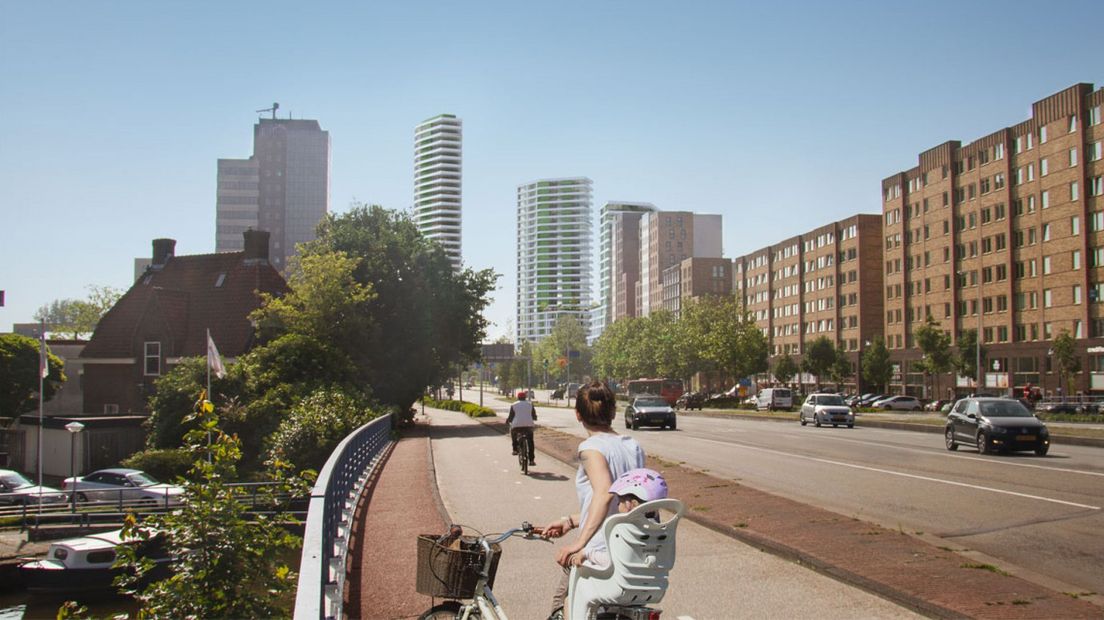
80 230 287 414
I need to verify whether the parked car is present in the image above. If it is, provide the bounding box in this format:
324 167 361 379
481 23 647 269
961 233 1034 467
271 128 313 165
0 469 67 505
945 397 1050 455
924 399 949 412
565 383 582 399
799 394 855 428
755 387 794 412
62 468 185 506
624 396 677 430
871 395 922 411
675 391 706 410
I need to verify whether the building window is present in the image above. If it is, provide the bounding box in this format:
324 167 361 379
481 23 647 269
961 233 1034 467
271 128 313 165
1043 289 1053 308
1039 125 1048 143
1073 250 1081 270
1070 148 1078 167
1072 216 1080 235
1041 158 1049 176
1091 106 1102 126
1091 141 1102 161
144 341 161 376
104 404 120 414
1074 285 1083 305
1072 182 1079 201
1041 191 1049 209
1042 224 1051 241
1070 116 1078 133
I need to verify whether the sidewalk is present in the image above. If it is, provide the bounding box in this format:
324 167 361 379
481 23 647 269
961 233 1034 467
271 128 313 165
350 406 1103 619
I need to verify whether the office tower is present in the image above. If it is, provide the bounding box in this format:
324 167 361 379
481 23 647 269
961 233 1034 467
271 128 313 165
216 117 330 270
611 209 651 322
638 212 723 317
413 114 463 267
880 82 1104 396
516 177 593 344
596 202 655 337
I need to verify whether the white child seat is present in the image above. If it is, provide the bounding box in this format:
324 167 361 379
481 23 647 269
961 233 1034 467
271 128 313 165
567 498 685 620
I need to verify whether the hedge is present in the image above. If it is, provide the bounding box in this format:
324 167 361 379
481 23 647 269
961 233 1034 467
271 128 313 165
421 396 496 418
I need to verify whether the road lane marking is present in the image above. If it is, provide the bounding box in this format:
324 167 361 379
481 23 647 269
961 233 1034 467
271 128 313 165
694 437 1102 510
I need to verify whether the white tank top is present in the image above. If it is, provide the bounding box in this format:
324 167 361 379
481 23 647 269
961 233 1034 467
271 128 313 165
575 433 645 554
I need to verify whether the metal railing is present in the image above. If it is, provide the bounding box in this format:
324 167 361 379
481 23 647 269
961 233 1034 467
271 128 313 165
294 413 393 620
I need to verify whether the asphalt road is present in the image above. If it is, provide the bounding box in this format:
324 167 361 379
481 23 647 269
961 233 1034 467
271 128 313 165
503 393 1104 598
429 407 917 619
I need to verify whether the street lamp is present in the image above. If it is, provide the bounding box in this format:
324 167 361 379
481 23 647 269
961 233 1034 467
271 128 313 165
64 421 84 514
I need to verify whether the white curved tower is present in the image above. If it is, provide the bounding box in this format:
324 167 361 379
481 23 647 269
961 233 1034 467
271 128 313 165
414 114 462 267
516 177 593 343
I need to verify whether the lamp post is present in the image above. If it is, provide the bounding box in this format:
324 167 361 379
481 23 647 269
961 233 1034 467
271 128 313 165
64 421 84 514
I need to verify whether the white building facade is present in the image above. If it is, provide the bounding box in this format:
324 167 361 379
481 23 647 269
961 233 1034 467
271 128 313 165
413 114 463 267
516 177 593 344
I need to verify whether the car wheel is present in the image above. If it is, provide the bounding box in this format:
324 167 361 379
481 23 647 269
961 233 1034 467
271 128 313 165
799 413 807 426
976 432 989 455
77 492 89 503
847 422 854 428
884 405 893 411
668 420 677 431
832 423 838 428
1034 444 1049 456
625 416 630 429
631 418 639 430
945 427 958 451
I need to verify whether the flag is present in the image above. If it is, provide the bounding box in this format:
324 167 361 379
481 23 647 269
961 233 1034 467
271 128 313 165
207 331 226 379
39 325 49 379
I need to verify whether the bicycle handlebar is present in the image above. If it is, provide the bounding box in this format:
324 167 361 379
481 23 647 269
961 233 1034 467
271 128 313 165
486 521 534 545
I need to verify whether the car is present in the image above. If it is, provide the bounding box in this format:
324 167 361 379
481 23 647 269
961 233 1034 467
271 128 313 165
945 397 1050 455
756 387 794 411
924 399 950 412
0 469 67 505
799 394 855 428
624 396 677 430
62 468 185 506
871 395 922 411
940 401 954 414
565 383 582 399
856 393 887 407
675 391 706 410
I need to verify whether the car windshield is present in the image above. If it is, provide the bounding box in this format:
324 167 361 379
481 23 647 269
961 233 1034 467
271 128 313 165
816 395 846 406
0 472 33 489
127 472 159 486
634 398 668 408
979 401 1033 418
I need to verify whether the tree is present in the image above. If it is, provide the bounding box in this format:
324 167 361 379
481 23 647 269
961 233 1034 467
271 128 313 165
772 355 799 387
0 333 65 417
266 387 380 473
683 297 768 383
828 349 854 390
802 336 838 390
861 336 893 393
117 405 306 619
34 285 122 339
954 328 986 387
592 317 645 381
913 316 954 399
1051 330 1081 396
534 315 590 383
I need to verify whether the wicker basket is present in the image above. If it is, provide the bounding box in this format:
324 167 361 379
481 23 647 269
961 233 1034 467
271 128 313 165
415 534 502 598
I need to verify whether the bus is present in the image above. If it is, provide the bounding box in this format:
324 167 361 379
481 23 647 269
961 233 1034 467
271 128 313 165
625 379 685 406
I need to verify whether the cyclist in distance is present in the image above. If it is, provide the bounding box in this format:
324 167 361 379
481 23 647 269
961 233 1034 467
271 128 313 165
538 382 645 620
508 390 537 466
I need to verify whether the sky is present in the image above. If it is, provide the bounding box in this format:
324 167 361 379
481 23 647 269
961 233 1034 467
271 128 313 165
2 1 1103 341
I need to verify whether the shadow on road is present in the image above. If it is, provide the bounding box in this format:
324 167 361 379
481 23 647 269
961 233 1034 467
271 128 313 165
523 472 570 482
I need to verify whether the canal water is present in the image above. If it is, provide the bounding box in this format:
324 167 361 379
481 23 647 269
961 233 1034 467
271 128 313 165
0 591 137 619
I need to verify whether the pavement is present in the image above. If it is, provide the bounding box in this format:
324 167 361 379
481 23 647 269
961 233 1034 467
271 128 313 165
349 404 1104 619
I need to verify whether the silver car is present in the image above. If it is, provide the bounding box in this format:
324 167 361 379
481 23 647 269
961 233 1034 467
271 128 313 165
800 394 855 428
62 468 185 506
0 469 67 505
870 395 922 411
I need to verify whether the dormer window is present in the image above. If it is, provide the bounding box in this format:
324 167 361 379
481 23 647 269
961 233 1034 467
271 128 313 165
215 273 226 288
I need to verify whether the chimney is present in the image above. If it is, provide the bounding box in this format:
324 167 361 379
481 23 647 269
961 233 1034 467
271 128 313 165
243 229 270 264
152 238 176 269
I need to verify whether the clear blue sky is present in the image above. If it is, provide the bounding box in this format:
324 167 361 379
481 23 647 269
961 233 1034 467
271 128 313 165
2 1 1102 340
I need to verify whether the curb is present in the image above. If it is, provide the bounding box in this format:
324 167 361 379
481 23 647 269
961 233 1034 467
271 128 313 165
467 412 1102 618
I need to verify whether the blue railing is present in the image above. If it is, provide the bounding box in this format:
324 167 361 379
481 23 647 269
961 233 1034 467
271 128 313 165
294 413 393 620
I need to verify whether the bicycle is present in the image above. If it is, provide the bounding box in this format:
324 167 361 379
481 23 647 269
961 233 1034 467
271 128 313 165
517 430 534 475
417 522 541 620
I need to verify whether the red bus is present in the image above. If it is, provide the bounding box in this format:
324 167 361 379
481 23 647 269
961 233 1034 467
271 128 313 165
625 379 685 406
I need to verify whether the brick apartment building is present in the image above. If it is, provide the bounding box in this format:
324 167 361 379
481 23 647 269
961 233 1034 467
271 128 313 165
882 83 1104 397
733 214 884 391
661 257 733 317
638 211 723 317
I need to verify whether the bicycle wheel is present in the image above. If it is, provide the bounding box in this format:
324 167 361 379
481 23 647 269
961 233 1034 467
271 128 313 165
519 436 529 475
419 601 463 619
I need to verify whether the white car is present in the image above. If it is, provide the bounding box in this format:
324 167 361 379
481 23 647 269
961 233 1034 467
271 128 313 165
62 468 185 507
0 469 67 505
799 394 855 428
871 395 922 411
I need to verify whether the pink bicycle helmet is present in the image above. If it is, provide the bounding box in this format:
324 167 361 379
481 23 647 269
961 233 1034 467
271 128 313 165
609 468 668 502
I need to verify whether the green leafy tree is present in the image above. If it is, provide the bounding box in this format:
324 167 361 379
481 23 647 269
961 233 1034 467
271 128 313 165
861 336 893 393
266 387 381 473
683 297 768 383
34 285 122 339
802 336 838 390
772 355 799 387
592 317 645 381
0 333 65 417
535 314 590 383
954 328 986 387
913 316 954 398
116 405 306 619
828 349 854 389
1051 329 1081 396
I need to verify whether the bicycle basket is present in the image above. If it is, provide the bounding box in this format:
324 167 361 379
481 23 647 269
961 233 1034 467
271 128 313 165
415 534 502 598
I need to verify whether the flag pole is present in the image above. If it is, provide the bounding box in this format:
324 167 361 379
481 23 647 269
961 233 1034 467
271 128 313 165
37 319 45 510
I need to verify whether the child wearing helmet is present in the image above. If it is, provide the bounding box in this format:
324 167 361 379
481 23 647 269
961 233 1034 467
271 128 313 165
572 467 668 570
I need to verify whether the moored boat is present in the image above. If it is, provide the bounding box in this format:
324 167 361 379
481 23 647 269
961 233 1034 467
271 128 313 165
19 529 170 594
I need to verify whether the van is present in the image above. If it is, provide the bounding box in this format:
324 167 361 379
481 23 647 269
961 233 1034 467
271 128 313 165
756 387 793 412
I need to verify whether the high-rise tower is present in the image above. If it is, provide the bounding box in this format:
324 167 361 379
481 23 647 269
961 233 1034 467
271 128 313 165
596 201 655 337
516 178 593 344
414 114 463 267
216 116 330 271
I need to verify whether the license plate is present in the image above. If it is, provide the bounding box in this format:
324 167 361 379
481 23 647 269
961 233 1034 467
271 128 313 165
1016 434 1035 441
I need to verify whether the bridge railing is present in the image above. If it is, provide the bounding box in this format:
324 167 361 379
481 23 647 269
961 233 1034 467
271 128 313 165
294 413 393 620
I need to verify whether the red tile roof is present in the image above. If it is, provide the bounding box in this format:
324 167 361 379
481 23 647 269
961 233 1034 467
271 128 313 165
82 251 288 359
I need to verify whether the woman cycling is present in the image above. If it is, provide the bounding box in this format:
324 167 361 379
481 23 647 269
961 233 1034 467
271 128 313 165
540 381 645 620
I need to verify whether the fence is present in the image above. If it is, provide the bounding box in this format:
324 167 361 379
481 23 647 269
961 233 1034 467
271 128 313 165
294 413 393 620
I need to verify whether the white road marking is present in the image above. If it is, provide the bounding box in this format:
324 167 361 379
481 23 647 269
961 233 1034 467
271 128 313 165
694 437 1101 510
677 616 697 620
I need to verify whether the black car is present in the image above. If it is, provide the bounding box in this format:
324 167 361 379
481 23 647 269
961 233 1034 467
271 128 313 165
675 391 706 410
945 397 1050 456
625 396 677 430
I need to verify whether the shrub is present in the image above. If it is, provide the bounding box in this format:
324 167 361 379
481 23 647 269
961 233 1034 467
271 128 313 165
421 397 496 418
266 387 380 473
121 448 194 482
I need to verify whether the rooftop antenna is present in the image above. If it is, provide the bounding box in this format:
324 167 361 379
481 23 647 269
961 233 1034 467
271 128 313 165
256 102 279 119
